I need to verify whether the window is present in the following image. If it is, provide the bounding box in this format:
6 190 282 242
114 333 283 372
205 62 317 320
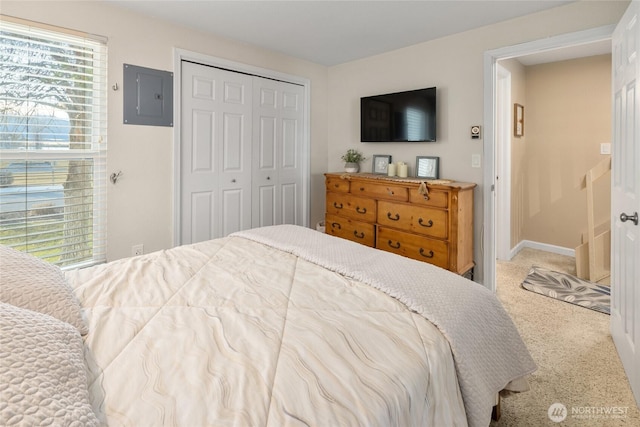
0 18 107 268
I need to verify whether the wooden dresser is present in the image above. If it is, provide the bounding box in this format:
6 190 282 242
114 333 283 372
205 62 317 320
324 173 476 275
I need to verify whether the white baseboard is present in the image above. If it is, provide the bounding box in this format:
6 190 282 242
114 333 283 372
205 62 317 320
510 240 575 259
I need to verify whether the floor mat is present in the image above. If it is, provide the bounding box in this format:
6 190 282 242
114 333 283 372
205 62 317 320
521 265 610 315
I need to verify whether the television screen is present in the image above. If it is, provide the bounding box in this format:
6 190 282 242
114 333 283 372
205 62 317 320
361 87 436 142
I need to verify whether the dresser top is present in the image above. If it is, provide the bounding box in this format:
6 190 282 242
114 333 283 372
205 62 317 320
325 172 477 190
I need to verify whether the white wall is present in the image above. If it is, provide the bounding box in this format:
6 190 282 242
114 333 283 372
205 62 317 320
326 1 628 281
2 1 328 262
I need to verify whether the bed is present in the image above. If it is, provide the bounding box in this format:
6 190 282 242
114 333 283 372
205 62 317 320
0 224 536 427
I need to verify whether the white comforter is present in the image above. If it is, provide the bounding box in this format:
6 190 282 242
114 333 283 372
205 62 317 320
67 227 472 426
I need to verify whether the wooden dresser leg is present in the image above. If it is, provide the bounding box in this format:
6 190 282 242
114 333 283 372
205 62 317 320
492 395 501 421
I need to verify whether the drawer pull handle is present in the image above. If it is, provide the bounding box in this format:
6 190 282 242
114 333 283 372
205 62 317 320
333 202 343 209
356 206 367 214
387 212 400 221
387 240 400 249
331 222 341 230
353 230 365 239
359 187 365 191
420 248 434 258
418 218 433 227
387 189 395 196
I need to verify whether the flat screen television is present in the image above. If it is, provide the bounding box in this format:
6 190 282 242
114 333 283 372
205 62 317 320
361 87 436 142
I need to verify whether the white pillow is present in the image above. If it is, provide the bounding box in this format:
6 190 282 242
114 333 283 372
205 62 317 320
0 245 88 335
0 302 99 426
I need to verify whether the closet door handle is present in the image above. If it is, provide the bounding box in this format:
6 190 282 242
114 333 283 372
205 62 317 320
387 212 400 221
418 218 433 227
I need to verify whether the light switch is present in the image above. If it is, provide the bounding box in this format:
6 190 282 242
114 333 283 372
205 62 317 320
600 143 611 155
472 154 481 168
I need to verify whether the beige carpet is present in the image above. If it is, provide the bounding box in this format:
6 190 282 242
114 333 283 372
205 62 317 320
490 248 639 426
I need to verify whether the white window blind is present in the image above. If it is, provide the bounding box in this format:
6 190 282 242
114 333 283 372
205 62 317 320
0 19 107 268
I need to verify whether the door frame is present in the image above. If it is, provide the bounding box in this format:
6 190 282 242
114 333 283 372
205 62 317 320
172 48 311 246
482 25 615 292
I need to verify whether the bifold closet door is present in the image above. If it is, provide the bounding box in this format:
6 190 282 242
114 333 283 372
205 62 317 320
252 77 305 228
180 61 252 244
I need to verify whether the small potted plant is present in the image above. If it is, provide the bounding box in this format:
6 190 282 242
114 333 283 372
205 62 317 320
341 149 366 173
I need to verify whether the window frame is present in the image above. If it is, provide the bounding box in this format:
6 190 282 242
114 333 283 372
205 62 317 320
0 17 108 268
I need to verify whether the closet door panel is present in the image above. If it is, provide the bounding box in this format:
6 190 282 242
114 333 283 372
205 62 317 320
281 118 298 169
257 116 277 170
277 84 305 225
181 62 252 243
222 113 246 172
251 77 304 228
257 185 276 227
252 79 281 227
191 110 215 173
191 191 215 244
221 188 245 236
281 182 298 225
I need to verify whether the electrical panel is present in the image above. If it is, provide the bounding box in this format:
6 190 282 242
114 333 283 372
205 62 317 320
123 64 173 127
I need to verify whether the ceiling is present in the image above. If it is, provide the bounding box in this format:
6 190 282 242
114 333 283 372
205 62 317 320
106 0 605 66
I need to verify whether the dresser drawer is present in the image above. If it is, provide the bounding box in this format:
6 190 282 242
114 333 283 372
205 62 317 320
351 181 408 202
326 176 350 192
325 214 375 247
409 187 449 208
326 192 377 223
376 227 449 269
377 201 448 239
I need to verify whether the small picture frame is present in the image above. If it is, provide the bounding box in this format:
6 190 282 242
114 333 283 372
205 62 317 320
514 103 524 137
372 155 392 174
416 156 439 179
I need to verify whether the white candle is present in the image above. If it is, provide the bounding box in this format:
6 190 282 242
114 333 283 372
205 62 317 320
398 163 408 178
387 163 396 176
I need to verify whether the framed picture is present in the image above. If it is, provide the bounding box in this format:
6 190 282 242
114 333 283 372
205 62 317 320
514 103 524 137
372 155 392 174
416 156 439 179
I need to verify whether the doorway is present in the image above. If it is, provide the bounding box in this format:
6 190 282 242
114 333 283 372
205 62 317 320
482 25 616 291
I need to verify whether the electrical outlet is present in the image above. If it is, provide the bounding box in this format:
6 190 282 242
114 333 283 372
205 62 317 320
132 244 144 256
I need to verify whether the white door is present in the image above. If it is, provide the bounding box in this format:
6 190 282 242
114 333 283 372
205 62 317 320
496 64 512 261
611 0 640 407
252 77 304 227
181 61 253 244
